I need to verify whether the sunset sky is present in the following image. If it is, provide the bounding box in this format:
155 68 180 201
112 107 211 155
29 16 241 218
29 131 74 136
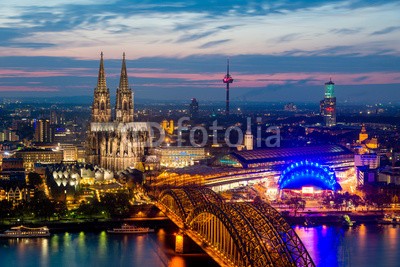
0 0 399 103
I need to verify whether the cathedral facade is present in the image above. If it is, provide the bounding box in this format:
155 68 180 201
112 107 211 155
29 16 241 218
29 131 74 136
86 53 151 172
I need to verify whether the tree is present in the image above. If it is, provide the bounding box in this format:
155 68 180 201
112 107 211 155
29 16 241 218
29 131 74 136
101 193 131 218
28 172 43 188
77 200 101 219
285 197 306 216
54 202 68 220
366 193 391 210
0 200 13 222
30 190 55 220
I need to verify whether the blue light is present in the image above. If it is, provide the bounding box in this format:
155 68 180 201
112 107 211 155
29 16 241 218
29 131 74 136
278 161 341 191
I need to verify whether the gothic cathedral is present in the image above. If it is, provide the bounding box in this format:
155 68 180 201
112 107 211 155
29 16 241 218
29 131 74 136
86 53 151 172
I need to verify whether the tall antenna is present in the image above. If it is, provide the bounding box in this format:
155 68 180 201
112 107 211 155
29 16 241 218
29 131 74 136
223 59 234 115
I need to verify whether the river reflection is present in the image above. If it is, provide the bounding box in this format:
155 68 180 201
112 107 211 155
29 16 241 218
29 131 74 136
295 224 400 267
0 229 217 267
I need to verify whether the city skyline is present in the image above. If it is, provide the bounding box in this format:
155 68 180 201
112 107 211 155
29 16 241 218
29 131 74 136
0 0 399 102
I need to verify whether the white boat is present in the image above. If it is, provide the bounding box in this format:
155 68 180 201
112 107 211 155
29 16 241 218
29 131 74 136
0 225 50 238
107 223 154 234
379 214 400 225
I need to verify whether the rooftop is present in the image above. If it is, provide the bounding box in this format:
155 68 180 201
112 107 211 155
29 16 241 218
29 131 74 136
231 145 352 165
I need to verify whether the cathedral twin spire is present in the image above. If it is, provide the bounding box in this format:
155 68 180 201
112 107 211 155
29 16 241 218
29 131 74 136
97 52 107 91
92 52 134 123
118 52 130 91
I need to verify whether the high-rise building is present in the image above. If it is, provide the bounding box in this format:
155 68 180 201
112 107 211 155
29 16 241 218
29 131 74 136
189 98 199 118
86 53 151 172
34 119 53 143
50 105 58 125
321 79 336 127
222 59 233 116
0 130 19 142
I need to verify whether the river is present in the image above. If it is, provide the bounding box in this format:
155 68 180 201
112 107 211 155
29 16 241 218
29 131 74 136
0 224 399 267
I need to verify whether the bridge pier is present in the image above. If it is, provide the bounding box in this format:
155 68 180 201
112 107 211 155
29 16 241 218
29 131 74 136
175 231 185 253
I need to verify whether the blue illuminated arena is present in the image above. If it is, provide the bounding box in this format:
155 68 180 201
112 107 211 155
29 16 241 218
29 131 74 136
278 161 341 191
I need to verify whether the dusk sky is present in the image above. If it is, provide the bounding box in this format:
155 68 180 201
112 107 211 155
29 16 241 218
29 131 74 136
0 0 399 103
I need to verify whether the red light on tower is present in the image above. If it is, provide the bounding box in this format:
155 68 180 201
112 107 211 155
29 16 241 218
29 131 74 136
223 76 233 83
325 107 334 112
223 59 234 115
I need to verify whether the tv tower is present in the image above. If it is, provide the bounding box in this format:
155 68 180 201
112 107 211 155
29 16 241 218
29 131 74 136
223 59 234 115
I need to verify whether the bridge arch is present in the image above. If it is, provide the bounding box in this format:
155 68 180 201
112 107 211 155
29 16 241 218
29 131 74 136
158 189 188 219
157 187 316 267
253 201 315 266
278 161 341 191
187 202 278 267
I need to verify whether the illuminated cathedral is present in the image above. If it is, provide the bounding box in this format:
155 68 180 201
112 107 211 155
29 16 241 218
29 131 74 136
86 53 151 172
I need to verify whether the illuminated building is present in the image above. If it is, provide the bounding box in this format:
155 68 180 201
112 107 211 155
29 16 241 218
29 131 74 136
156 145 355 195
320 79 336 127
53 128 76 143
15 148 63 172
224 145 354 171
86 53 151 172
0 158 25 183
354 125 379 156
60 144 86 162
161 119 174 135
154 146 208 168
355 154 379 169
34 119 53 143
222 59 233 116
357 166 378 184
378 167 400 185
359 124 368 143
0 130 19 142
278 161 342 198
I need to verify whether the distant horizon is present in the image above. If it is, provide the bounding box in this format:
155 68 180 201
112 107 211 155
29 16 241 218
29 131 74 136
0 94 398 106
0 1 399 103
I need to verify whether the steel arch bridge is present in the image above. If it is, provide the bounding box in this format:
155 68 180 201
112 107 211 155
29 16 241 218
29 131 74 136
156 187 315 267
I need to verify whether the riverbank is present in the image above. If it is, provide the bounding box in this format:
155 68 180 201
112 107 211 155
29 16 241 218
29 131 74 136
0 207 391 232
0 216 171 232
284 211 385 226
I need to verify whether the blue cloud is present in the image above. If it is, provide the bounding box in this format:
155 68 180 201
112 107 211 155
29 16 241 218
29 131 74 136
176 30 218 43
198 39 231 49
275 33 301 43
371 26 400 35
330 28 363 35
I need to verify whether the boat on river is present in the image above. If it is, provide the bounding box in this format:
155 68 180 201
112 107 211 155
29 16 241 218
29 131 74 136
342 215 356 227
107 223 154 234
0 225 50 238
378 214 400 225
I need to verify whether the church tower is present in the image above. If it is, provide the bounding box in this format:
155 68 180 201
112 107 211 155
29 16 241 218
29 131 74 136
115 53 134 123
244 129 254 150
92 52 112 122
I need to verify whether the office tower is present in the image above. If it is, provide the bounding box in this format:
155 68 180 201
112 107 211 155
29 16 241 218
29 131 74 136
322 79 336 127
189 98 199 118
34 119 53 143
